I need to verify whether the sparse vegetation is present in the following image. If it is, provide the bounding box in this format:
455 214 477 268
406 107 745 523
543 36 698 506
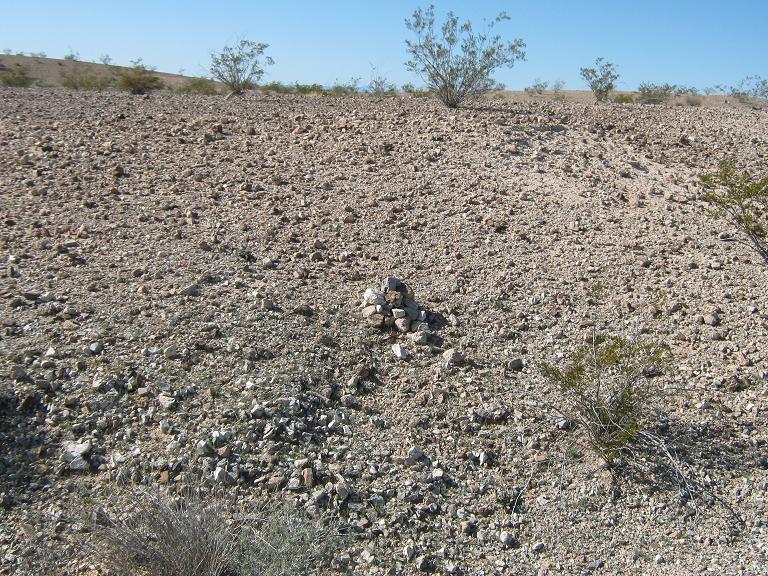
328 77 360 95
701 160 768 263
637 82 675 104
524 78 549 95
63 49 80 61
89 487 343 576
99 54 113 65
613 93 635 104
60 63 113 90
580 57 619 102
115 59 164 94
210 39 273 94
552 79 566 100
684 94 702 106
369 66 396 94
0 64 34 87
404 4 526 108
730 75 768 104
177 76 220 95
539 333 670 463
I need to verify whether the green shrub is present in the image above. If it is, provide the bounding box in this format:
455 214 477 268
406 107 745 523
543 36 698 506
637 82 675 104
60 63 113 90
405 5 525 108
701 160 768 263
177 77 219 94
0 65 34 87
730 75 768 101
539 334 670 463
210 39 273 94
552 79 566 100
294 82 324 94
369 66 396 94
580 57 619 102
260 80 291 93
524 78 549 95
327 77 360 95
613 93 635 104
115 60 164 94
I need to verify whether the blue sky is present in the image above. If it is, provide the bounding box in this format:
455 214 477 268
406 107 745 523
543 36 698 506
2 1 765 90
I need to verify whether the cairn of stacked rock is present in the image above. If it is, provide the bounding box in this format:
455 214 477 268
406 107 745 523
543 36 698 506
361 277 432 344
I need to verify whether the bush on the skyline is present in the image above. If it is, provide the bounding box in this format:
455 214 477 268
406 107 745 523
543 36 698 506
404 5 526 108
210 39 273 94
580 57 619 102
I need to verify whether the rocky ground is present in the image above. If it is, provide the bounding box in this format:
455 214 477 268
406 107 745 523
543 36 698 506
1 87 767 575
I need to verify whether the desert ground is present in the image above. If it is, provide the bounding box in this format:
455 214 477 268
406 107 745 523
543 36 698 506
1 86 767 575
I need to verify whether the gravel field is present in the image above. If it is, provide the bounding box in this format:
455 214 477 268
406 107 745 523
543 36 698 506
1 88 767 575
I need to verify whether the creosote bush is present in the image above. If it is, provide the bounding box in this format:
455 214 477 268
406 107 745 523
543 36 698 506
404 4 525 108
115 59 164 94
580 57 619 102
60 63 113 90
89 487 343 576
637 82 675 104
701 160 768 263
177 77 220 95
539 334 670 463
0 64 34 87
613 93 635 104
210 39 273 94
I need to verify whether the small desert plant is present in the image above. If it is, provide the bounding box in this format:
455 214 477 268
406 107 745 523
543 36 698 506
63 49 80 61
730 75 768 101
539 333 670 463
60 63 113 90
260 80 291 93
637 82 675 104
177 76 220 95
294 82 324 95
210 39 273 94
684 94 702 106
115 59 164 94
551 79 566 100
613 93 635 104
580 57 619 102
0 64 34 87
327 77 360 95
369 65 396 94
99 54 113 65
404 5 526 108
89 487 343 576
524 78 549 95
701 160 768 263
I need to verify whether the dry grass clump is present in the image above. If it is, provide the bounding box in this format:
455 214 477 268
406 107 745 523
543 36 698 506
115 60 164 94
539 333 670 463
177 77 220 95
89 487 343 576
60 63 113 90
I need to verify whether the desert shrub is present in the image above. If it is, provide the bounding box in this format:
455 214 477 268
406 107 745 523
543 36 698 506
89 487 343 576
730 75 768 101
684 94 702 106
552 79 566 100
260 80 290 93
404 5 525 108
177 77 220 95
637 82 675 104
539 333 670 463
580 57 619 102
29 51 47 58
613 93 635 104
294 82 324 94
524 78 549 95
327 77 360 95
60 63 113 90
369 66 396 94
0 64 34 87
701 160 768 263
210 39 273 94
63 49 79 61
115 59 164 94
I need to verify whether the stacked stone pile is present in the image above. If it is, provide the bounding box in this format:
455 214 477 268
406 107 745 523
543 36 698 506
361 277 433 345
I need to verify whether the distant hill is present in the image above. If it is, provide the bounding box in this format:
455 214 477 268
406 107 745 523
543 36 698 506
0 54 221 90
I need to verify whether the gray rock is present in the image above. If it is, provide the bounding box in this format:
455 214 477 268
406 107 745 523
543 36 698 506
442 348 465 367
392 343 410 360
